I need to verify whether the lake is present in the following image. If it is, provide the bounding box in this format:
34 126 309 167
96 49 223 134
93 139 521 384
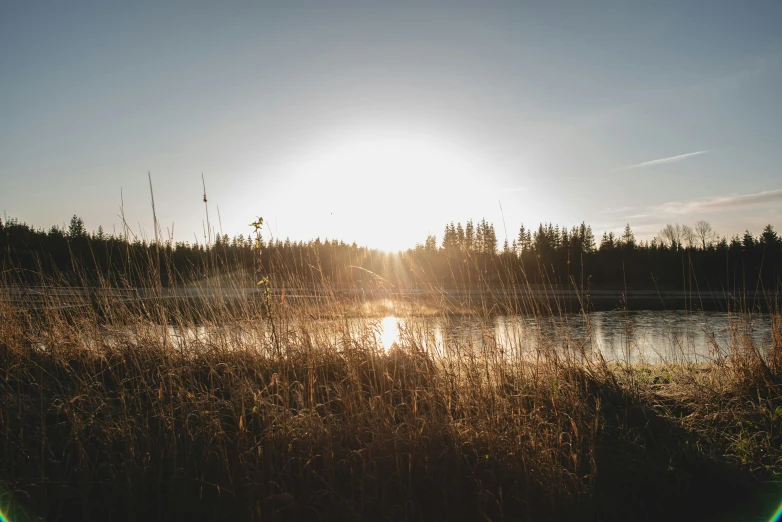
161 309 777 365
353 310 777 364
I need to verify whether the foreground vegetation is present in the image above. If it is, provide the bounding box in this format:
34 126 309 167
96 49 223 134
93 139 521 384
2 213 782 521
2 261 782 521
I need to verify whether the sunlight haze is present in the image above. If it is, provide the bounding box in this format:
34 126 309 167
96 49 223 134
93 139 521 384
2 2 781 249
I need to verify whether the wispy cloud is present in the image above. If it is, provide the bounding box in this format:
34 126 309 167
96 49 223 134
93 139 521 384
655 188 782 215
613 150 709 171
602 189 782 232
600 206 634 214
592 220 665 239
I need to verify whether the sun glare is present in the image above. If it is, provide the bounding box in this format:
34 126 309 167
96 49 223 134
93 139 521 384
283 128 499 252
379 316 401 350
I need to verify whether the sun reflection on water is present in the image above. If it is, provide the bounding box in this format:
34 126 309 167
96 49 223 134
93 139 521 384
379 316 401 351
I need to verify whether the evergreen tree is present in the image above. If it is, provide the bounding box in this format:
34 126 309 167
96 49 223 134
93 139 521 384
546 224 558 251
761 225 780 248
579 222 596 253
424 234 438 252
68 215 87 238
599 231 616 252
465 220 475 252
534 224 549 258
442 223 457 251
49 224 65 238
621 224 635 249
476 219 486 253
456 222 465 251
486 223 498 254
729 234 742 252
742 230 755 250
517 224 527 253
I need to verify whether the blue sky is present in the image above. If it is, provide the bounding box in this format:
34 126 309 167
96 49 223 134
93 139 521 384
1 2 781 250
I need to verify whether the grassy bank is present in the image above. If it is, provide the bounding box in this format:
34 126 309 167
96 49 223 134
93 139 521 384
1 271 782 521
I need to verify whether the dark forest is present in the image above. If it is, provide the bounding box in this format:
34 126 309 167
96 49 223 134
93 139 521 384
2 215 780 292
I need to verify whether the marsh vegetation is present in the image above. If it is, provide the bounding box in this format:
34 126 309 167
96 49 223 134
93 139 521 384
1 217 781 521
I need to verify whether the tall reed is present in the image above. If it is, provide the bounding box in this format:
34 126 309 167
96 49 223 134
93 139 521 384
0 244 780 521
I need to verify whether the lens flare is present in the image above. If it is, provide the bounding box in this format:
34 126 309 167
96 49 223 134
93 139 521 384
770 501 782 522
0 507 10 522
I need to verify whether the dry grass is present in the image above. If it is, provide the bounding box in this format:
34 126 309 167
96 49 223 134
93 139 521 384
1 256 781 521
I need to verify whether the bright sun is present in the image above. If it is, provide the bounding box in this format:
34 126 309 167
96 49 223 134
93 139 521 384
283 128 496 252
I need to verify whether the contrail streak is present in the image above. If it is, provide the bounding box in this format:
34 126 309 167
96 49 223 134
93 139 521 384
615 150 709 170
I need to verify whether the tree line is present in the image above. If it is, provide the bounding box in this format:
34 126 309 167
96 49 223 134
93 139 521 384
1 215 780 291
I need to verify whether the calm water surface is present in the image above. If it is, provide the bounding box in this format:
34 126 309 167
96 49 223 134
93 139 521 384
348 310 776 364
159 310 777 364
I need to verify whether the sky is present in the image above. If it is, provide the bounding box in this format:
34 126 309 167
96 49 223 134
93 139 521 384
1 1 781 251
